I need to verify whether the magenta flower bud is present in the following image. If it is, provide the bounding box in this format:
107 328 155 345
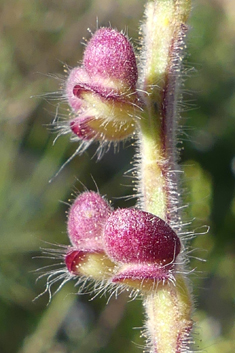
65 191 115 279
64 27 141 144
67 191 112 250
103 208 181 283
83 28 138 89
104 209 181 265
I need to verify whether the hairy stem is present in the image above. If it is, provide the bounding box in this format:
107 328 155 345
138 1 193 352
143 275 193 353
139 0 190 224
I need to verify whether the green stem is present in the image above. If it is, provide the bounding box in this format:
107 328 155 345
139 110 167 219
138 1 193 352
143 275 193 353
139 0 191 223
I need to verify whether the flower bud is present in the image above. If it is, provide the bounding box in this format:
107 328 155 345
65 28 141 143
103 208 181 286
83 27 138 90
104 208 181 264
66 191 115 279
67 191 112 249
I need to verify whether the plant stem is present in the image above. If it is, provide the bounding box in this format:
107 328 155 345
138 1 193 352
139 0 190 224
143 275 193 353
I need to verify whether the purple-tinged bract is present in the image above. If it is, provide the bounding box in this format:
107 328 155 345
70 116 96 140
65 249 87 274
65 67 90 112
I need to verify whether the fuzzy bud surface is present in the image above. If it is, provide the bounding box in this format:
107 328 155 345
65 191 115 279
67 191 112 250
83 27 138 89
104 208 181 265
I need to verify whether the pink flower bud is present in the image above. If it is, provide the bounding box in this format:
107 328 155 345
65 191 116 279
83 28 138 89
104 208 181 265
67 191 112 250
64 28 141 144
103 208 181 284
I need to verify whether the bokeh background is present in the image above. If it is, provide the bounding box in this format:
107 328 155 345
1 0 235 352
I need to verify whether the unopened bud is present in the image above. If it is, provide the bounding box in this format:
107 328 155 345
66 191 115 279
65 28 141 143
103 208 181 287
68 191 112 249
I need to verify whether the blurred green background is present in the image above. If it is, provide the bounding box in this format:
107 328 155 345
1 0 235 352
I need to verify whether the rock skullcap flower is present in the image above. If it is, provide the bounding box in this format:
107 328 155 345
65 28 141 143
65 191 115 279
103 208 181 286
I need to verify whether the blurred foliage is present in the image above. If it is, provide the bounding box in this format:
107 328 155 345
0 0 235 352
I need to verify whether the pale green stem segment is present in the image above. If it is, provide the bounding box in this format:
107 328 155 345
139 1 193 353
139 0 191 220
144 275 193 353
139 112 166 219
